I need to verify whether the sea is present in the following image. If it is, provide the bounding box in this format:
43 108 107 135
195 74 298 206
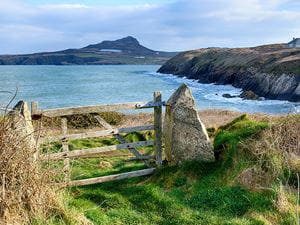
0 65 299 114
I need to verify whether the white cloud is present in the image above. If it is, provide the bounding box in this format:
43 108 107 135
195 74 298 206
39 4 90 9
0 0 299 54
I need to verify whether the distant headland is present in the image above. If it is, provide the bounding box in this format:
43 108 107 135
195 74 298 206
158 42 300 102
0 36 178 65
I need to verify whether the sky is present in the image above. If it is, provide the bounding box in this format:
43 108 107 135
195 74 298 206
1 0 300 54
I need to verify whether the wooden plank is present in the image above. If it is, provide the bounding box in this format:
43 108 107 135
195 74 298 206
154 91 163 166
40 140 154 160
95 114 151 166
41 102 142 117
125 155 155 162
40 125 154 143
114 134 150 167
39 101 164 118
65 168 155 187
136 101 165 109
94 115 112 129
61 118 70 182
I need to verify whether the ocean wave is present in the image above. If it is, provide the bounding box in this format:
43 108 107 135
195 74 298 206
146 71 299 114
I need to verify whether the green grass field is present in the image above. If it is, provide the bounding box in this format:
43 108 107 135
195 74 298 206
40 115 299 225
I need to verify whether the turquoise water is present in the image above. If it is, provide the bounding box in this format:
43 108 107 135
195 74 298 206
0 65 299 114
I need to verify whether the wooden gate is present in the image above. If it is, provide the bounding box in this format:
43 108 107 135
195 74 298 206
31 92 164 187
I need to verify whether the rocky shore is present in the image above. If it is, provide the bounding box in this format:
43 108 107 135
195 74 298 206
157 44 300 102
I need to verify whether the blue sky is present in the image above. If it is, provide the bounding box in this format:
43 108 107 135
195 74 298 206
25 0 175 5
1 0 300 54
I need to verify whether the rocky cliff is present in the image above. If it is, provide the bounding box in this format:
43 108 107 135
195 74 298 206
158 44 300 102
0 36 177 65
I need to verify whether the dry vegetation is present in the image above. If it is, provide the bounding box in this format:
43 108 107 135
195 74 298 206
239 115 300 190
0 108 90 224
0 112 53 224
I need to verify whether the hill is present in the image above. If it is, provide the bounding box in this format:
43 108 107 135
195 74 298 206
0 36 178 65
158 44 300 102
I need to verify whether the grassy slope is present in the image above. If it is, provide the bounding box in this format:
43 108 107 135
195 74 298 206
159 45 300 76
41 115 299 225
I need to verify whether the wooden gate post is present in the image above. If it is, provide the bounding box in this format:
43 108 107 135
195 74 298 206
61 117 70 182
31 101 38 115
30 101 40 159
11 101 37 160
154 91 162 166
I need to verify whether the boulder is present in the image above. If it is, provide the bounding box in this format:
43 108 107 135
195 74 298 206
222 93 237 98
239 90 260 100
164 84 215 164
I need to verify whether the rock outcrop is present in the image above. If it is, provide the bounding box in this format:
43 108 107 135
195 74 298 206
239 91 260 100
158 44 300 102
164 84 215 164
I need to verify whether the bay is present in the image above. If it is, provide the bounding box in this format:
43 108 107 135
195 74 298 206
0 65 298 114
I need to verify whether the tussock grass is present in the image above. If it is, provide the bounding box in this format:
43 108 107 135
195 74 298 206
243 115 300 187
0 112 55 224
214 114 300 224
0 109 90 224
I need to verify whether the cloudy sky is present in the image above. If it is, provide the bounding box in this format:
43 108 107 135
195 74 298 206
1 0 300 54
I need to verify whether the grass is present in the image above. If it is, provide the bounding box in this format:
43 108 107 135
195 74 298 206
42 131 155 181
67 163 275 225
42 115 299 225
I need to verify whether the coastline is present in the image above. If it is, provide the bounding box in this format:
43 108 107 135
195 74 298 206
157 46 300 102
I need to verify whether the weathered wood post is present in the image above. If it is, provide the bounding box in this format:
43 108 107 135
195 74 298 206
61 117 70 182
31 101 38 115
30 101 40 159
10 101 37 160
154 91 162 166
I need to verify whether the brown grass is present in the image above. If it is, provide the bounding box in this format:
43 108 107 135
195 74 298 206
238 115 300 189
0 109 90 224
0 112 55 224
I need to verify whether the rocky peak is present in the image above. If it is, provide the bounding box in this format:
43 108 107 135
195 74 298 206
83 36 141 51
118 36 140 45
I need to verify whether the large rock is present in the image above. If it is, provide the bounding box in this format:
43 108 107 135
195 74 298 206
164 84 215 164
239 90 260 100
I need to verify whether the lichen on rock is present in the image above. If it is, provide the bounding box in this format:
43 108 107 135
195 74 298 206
164 84 215 164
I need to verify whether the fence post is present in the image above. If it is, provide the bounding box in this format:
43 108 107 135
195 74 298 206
61 117 70 182
31 101 40 159
154 91 162 166
31 101 38 115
